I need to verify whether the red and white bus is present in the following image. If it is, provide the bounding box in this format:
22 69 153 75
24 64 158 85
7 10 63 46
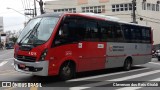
14 13 153 80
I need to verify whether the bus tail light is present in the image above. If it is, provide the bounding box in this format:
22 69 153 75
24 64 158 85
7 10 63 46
39 49 48 61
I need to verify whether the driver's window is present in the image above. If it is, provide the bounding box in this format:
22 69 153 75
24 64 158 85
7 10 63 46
54 18 72 46
53 17 83 46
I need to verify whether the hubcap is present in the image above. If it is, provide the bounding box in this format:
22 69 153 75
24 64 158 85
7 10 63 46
63 66 71 76
126 61 131 69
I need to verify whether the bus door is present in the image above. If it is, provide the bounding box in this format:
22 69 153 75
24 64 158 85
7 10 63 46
77 41 106 72
75 20 106 72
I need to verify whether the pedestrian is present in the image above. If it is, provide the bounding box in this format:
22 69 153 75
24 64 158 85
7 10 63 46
0 43 2 50
1 42 4 50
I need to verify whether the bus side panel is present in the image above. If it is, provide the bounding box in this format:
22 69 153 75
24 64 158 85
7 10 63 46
106 42 126 68
132 44 152 65
105 42 152 69
77 42 106 72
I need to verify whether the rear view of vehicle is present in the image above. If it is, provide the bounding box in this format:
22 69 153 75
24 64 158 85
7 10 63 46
6 42 14 49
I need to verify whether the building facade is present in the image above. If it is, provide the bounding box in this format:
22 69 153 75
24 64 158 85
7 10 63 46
44 0 160 44
0 17 3 33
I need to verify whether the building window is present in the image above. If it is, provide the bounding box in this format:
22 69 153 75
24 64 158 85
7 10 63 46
112 3 133 12
129 3 132 10
152 4 155 11
53 8 76 13
112 5 116 12
147 3 151 10
120 4 124 11
82 5 105 13
144 3 160 11
142 2 146 10
124 4 128 11
156 4 159 11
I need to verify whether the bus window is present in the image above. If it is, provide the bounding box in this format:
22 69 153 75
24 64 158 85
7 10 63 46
84 21 99 41
98 21 115 42
54 17 85 46
142 28 151 43
113 23 123 42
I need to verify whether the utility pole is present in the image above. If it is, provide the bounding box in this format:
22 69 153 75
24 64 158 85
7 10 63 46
132 0 137 23
39 0 44 14
34 0 37 17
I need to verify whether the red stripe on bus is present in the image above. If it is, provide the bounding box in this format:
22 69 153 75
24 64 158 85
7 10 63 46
107 55 126 57
107 54 151 57
132 54 151 56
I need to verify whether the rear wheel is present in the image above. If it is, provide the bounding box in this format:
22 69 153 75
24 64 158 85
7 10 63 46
123 59 132 71
59 62 75 80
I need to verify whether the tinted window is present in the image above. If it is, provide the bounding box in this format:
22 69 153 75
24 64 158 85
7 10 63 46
99 21 123 42
53 16 99 46
122 25 151 43
84 21 99 41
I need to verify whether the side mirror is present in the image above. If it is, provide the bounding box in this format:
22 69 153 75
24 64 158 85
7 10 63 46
59 29 63 36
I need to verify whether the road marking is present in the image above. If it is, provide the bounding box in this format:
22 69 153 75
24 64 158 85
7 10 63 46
108 69 160 81
0 71 17 75
30 87 38 90
149 62 160 65
0 70 14 73
0 61 8 66
69 69 160 90
116 77 160 90
4 87 16 90
0 50 13 57
5 58 14 60
0 58 14 61
67 68 149 82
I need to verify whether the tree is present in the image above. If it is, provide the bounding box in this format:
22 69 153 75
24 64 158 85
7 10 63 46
10 36 17 43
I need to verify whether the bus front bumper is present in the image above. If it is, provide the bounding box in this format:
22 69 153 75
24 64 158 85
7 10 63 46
14 58 49 76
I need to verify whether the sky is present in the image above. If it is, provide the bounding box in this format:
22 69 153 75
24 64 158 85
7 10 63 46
0 0 53 32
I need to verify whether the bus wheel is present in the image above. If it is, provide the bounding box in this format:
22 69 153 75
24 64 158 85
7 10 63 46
123 59 132 71
59 62 75 80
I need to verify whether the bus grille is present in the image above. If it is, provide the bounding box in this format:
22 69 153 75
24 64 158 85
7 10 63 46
17 55 36 62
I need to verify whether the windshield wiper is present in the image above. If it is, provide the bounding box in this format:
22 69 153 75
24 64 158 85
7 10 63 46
18 23 40 45
18 29 33 45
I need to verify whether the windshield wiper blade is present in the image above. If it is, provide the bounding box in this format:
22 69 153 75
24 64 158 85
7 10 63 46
18 29 33 45
19 23 40 45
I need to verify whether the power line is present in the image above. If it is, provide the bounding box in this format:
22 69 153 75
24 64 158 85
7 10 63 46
28 0 31 9
21 0 25 9
0 10 25 14
25 0 29 9
4 23 24 28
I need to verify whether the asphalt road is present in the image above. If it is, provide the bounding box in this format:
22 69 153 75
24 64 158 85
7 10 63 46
1 49 160 90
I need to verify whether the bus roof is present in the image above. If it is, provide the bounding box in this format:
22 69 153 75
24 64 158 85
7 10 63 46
35 12 151 28
76 13 150 28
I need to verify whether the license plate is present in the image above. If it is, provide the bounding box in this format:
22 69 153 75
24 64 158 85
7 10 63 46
19 64 26 68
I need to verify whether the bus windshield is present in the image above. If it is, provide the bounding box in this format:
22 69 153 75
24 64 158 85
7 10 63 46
17 17 59 45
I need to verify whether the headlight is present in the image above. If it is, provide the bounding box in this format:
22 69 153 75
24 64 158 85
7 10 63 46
39 49 48 61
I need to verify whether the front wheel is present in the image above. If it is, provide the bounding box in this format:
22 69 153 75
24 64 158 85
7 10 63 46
123 59 132 71
59 62 75 80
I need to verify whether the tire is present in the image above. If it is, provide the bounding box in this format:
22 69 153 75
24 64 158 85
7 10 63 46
158 58 160 61
59 62 75 80
123 59 132 71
